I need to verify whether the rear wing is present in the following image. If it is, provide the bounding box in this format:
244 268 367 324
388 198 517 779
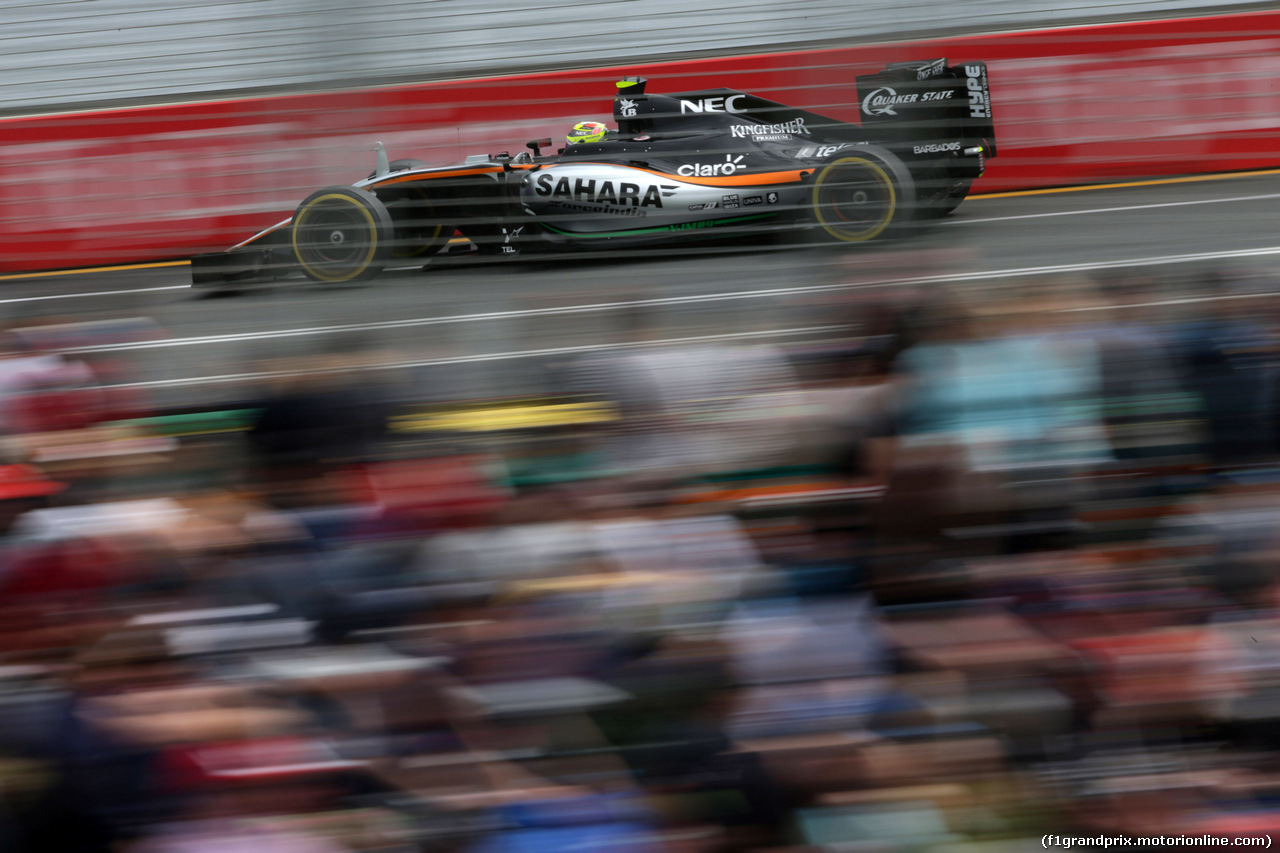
855 59 996 156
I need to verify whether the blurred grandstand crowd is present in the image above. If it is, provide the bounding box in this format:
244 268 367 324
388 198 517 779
1 263 1280 852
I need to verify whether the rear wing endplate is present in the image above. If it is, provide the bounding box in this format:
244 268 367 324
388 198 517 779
855 59 996 157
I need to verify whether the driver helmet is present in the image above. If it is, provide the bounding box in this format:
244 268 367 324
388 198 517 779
566 120 609 145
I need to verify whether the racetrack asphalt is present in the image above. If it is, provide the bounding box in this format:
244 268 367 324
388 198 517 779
5 168 1279 412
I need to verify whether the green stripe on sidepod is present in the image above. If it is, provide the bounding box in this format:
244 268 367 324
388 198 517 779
541 212 776 239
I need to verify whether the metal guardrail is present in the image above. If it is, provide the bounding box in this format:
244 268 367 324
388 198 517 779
0 0 1263 114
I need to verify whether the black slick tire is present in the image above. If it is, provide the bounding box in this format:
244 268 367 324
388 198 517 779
809 148 916 243
291 186 393 283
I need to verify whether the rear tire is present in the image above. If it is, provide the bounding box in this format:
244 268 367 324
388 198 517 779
809 148 915 243
291 187 393 283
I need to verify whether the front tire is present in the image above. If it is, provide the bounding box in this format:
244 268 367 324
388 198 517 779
291 186 393 283
809 149 915 243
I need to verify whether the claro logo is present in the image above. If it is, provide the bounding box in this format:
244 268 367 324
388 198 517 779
861 87 919 116
678 154 746 177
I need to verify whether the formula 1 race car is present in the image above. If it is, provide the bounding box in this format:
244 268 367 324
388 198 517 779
191 59 995 286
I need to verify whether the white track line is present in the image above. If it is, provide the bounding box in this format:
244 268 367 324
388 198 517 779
5 195 1275 308
64 243 1280 355
0 285 189 305
91 242 1280 390
959 193 1280 224
102 325 843 389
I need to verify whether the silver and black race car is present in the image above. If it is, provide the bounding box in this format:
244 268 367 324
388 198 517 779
191 59 995 286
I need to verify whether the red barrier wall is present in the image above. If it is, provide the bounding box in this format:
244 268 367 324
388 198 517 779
4 10 1280 273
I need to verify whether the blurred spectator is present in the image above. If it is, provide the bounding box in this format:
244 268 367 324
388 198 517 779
1170 271 1276 465
893 287 1109 472
4 264 1280 852
568 323 803 479
0 330 101 436
244 339 393 509
1184 482 1280 746
873 287 1108 574
1084 271 1196 462
466 795 663 853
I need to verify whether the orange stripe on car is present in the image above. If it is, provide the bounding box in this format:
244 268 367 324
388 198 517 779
668 168 809 187
577 164 810 186
371 165 511 186
371 163 801 188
